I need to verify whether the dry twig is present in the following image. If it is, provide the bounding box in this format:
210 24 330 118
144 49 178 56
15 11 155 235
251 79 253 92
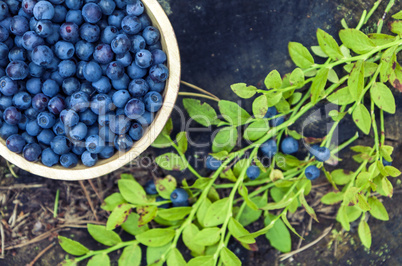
78 180 98 222
26 242 56 266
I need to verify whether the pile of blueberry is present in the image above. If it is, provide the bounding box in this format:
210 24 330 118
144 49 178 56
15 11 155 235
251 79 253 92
0 0 169 168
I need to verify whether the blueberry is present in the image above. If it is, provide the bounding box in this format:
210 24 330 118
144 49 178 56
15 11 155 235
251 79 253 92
26 119 41 136
271 116 285 127
83 61 102 82
6 61 29 80
264 107 277 118
33 1 55 20
98 0 116 16
136 111 154 126
121 15 141 35
108 10 125 28
37 111 56 128
81 150 97 166
138 13 151 30
144 91 163 112
22 31 45 51
6 134 26 153
170 188 189 207
109 115 131 134
0 25 8 42
281 137 299 154
0 96 12 110
60 152 78 168
128 79 149 97
79 109 97 126
22 0 36 15
128 122 143 140
18 115 28 130
42 79 60 97
111 74 130 90
93 44 114 64
112 90 131 108
130 34 146 53
106 61 124 80
8 47 27 61
124 98 145 119
60 22 79 43
24 107 39 120
12 92 31 110
70 91 89 112
58 60 76 78
79 23 100 43
62 77 80 95
68 122 87 140
99 145 114 159
48 96 66 115
52 5 67 23
21 132 36 144
82 3 102 24
260 139 277 158
310 145 331 162
31 45 54 67
91 94 113 115
116 52 132 67
92 76 112 94
55 41 75 60
114 134 133 151
206 155 222 170
383 158 392 166
111 33 131 55
3 106 21 125
85 135 104 153
126 1 144 16
146 76 165 93
65 10 83 25
23 143 42 162
76 61 87 79
0 43 8 59
142 26 160 45
0 6 9 25
34 19 54 37
305 165 320 180
50 135 71 154
53 119 65 135
32 93 50 111
60 109 79 127
99 125 115 143
151 49 167 65
149 64 169 82
28 62 45 77
75 40 94 61
65 0 83 10
10 16 29 36
246 165 260 180
127 62 147 79
135 49 153 68
0 76 18 96
144 180 157 195
156 196 170 209
100 26 118 44
41 147 59 167
0 123 18 139
37 129 55 145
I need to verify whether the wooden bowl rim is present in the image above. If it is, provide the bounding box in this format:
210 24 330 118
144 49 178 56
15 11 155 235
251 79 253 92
0 0 181 180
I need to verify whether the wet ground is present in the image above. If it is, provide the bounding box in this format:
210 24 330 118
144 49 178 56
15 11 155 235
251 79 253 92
1 0 402 265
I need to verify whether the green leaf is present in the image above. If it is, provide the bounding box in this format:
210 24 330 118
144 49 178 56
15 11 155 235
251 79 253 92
327 68 339 84
368 197 389 221
389 21 402 35
203 198 230 227
176 132 188 153
265 91 283 107
220 247 242 266
382 177 393 197
389 61 402 91
352 104 371 134
289 92 302 105
121 213 148 236
101 193 127 211
385 166 401 177
311 45 328 58
193 227 221 246
228 218 255 244
120 173 135 180
346 206 362 222
239 196 266 226
264 213 291 253
155 175 177 199
339 29 376 54
119 243 141 266
136 228 175 247
289 68 305 86
331 169 354 185
189 177 212 190
243 119 269 141
358 219 372 249
288 42 315 68
336 206 350 231
230 83 257 99
299 193 318 222
118 179 149 205
380 46 397 83
167 248 187 266
327 87 355 105
310 67 329 104
87 224 122 246
158 207 192 221
392 10 402 19
357 194 370 211
368 33 396 46
146 243 170 265
106 203 132 230
183 98 221 127
197 198 211 227
152 133 172 148
321 191 344 205
275 97 290 113
183 223 205 254
155 153 188 171
370 82 396 114
58 236 89 256
187 255 215 266
348 60 364 100
264 70 282 89
238 185 258 210
219 100 251 126
252 94 268 118
87 253 110 266
212 126 238 153
137 205 158 226
316 28 343 60
281 211 301 238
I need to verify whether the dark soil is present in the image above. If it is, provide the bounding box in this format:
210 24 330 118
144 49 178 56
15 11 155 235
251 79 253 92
0 0 402 265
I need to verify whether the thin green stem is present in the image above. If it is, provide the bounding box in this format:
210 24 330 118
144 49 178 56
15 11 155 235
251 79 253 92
371 99 380 157
377 0 396 33
356 10 367 30
180 80 220 100
178 92 220 102
170 140 204 179
331 132 359 154
74 240 138 262
54 189 60 218
364 0 382 25
380 110 385 146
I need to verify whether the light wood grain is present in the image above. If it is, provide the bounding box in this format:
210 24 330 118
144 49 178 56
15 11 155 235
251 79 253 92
0 0 181 180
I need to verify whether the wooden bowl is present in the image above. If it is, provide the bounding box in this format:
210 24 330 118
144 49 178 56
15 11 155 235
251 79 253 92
0 0 181 180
